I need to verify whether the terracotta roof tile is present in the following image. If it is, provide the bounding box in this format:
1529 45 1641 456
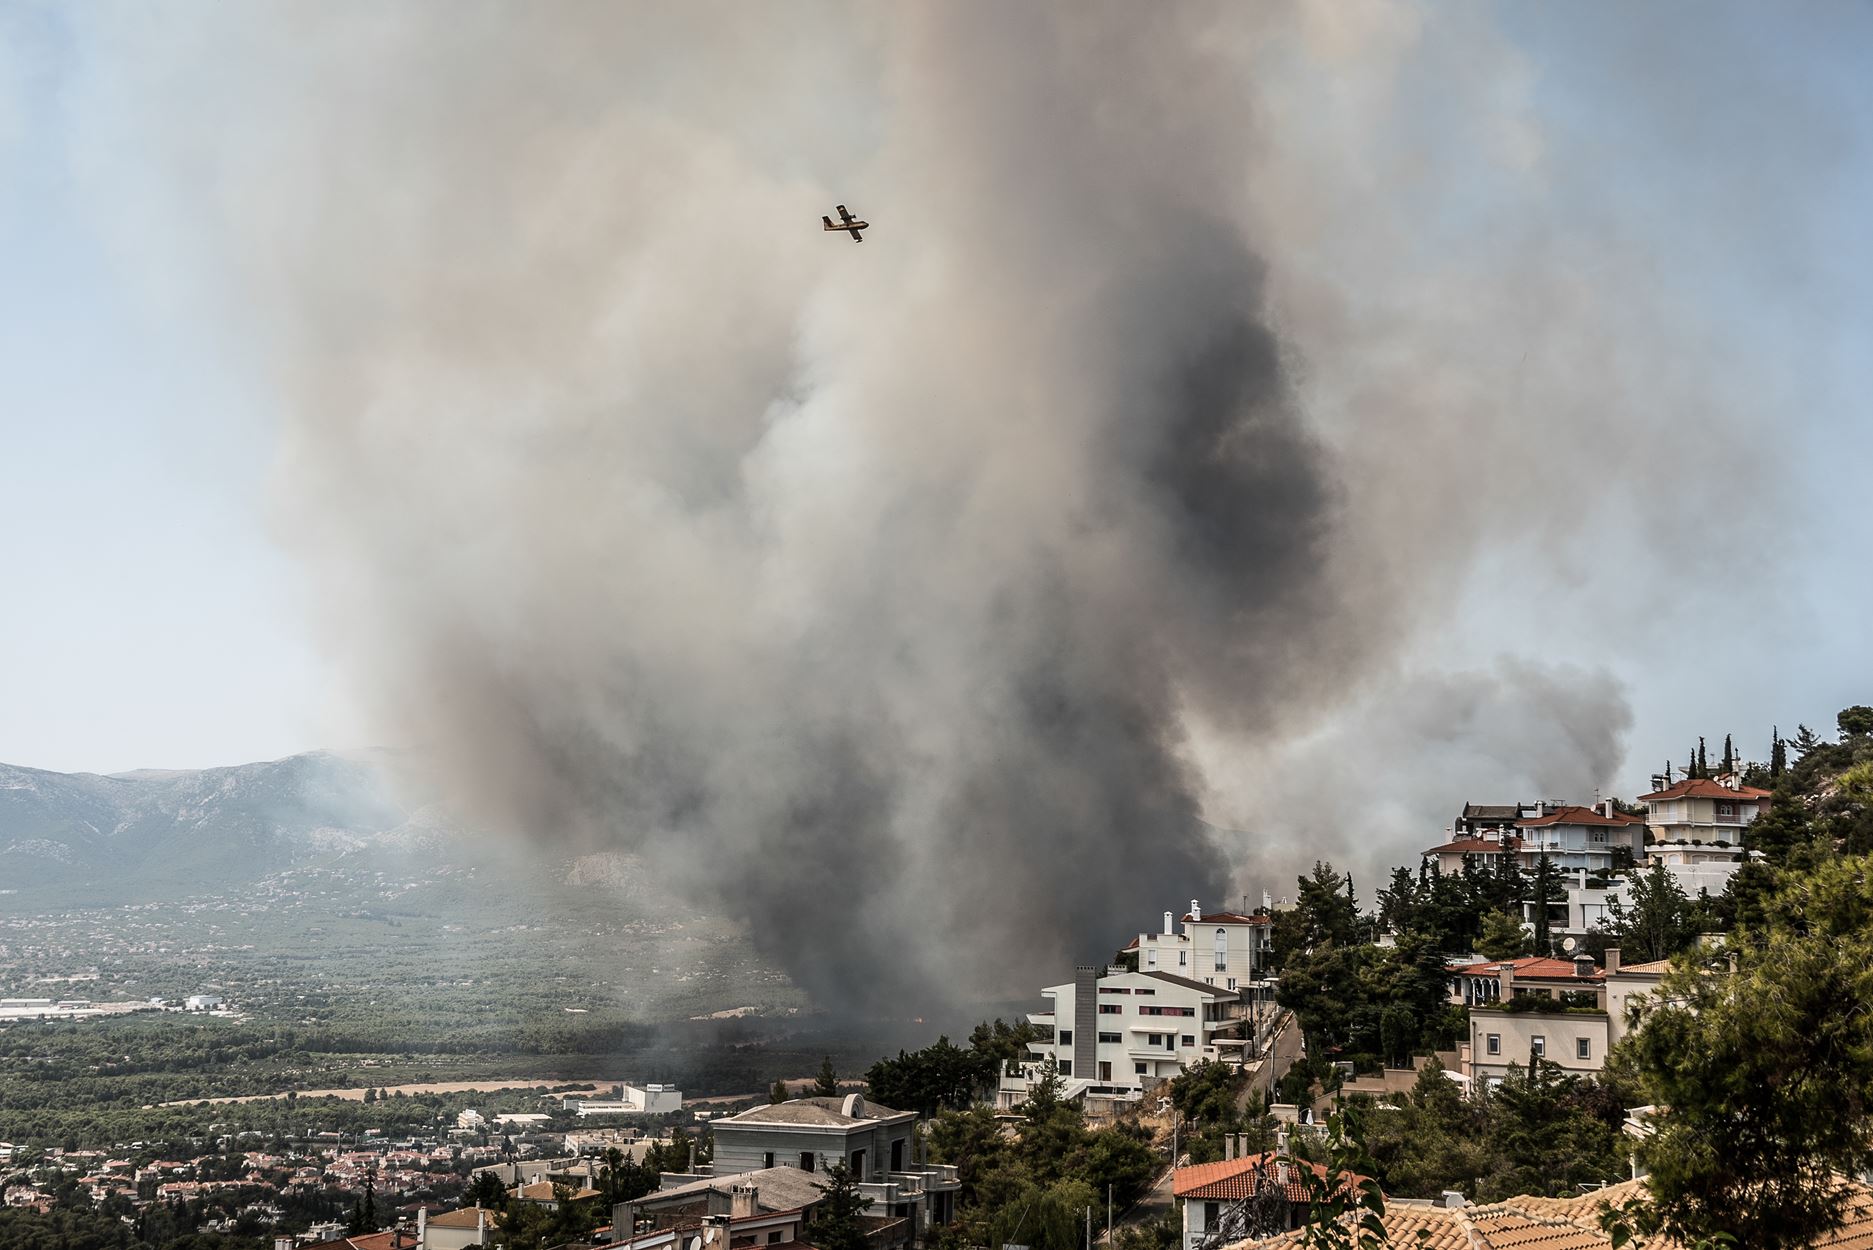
1425 837 1521 855
1517 806 1645 829
1640 778 1772 802
1228 1177 1873 1248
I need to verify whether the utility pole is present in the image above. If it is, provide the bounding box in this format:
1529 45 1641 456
1085 1205 1092 1250
1107 1182 1113 1244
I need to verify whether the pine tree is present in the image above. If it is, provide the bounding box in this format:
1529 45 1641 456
1531 854 1560 954
769 1079 790 1104
1792 724 1824 758
814 1055 840 1098
1771 728 1787 780
803 1161 874 1250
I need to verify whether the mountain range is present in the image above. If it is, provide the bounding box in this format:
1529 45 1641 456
0 750 540 907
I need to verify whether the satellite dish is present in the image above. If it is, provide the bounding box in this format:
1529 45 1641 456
1561 936 1579 953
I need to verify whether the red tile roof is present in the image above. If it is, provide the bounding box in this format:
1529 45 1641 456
1640 777 1773 802
1452 955 1604 982
1517 805 1645 829
1173 1153 1357 1203
1424 836 1520 855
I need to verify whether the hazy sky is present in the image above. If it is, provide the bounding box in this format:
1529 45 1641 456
1 0 1868 809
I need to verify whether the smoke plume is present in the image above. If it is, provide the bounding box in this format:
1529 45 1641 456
66 3 1797 1009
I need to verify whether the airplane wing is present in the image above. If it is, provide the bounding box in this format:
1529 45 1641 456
836 204 853 223
848 228 864 242
822 216 834 228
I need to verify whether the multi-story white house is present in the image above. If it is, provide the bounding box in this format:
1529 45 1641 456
998 966 1249 1108
1640 777 1770 894
1512 804 1646 874
1641 776 1772 842
1126 900 1273 997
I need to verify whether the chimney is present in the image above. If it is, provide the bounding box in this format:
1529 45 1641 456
417 1206 427 1245
1163 911 1174 937
1574 955 1595 979
1190 898 1201 923
731 1183 758 1219
1605 947 1621 975
1223 1134 1233 1160
476 1208 486 1238
1497 963 1515 1001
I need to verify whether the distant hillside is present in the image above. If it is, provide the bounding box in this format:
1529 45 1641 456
0 751 656 912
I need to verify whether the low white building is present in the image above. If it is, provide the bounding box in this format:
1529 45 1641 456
623 1082 682 1113
183 995 224 1012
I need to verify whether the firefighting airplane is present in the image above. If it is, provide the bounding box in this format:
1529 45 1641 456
822 204 869 242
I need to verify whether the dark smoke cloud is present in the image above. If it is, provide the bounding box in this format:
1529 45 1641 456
66 3 1797 1008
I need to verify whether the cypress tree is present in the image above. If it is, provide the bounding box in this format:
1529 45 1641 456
1696 737 1708 779
1722 733 1735 775
1771 728 1787 780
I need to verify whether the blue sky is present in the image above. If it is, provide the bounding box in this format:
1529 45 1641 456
0 5 331 771
0 1 1868 794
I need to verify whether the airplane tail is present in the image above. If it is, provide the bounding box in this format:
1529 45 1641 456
822 215 834 229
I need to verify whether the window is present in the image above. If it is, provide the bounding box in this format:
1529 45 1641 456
1486 1033 1501 1056
1226 978 1236 990
1204 1202 1219 1226
1098 1004 1121 1015
1098 1031 1122 1044
1590 829 1607 844
1717 802 1737 818
1147 950 1157 967
1057 1060 1072 1077
1178 951 1187 967
1576 1037 1591 1061
1181 1035 1196 1048
1139 1005 1195 1017
1057 1030 1073 1045
800 1152 815 1173
851 1150 865 1180
769 1234 784 1245
1214 928 1228 971
1531 1035 1546 1057
1099 986 1131 994
762 1152 775 1169
891 1139 904 1172
1135 1062 1148 1074
1135 988 1156 996
1146 1033 1162 1046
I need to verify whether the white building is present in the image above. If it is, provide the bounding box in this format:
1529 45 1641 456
1127 900 1273 998
1640 777 1771 896
998 966 1250 1108
183 995 224 1012
1641 776 1771 843
1512 804 1647 874
622 1082 683 1114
